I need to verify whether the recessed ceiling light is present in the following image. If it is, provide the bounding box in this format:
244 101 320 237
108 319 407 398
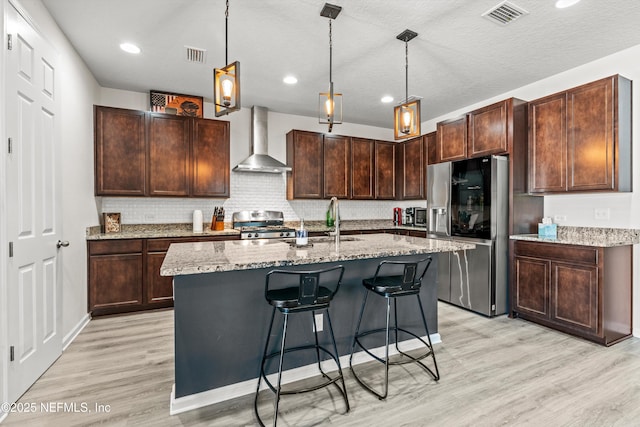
555 0 580 8
381 95 394 103
120 42 141 54
283 75 298 85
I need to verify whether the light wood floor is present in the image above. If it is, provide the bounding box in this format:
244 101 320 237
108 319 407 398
5 303 640 426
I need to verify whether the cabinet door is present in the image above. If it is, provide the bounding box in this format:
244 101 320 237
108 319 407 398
148 113 190 196
192 118 230 197
375 141 396 199
287 131 323 199
146 252 174 304
468 100 508 157
400 136 425 199
550 261 599 334
94 106 146 196
89 253 143 311
514 255 550 318
323 135 350 198
351 138 375 199
567 77 614 191
425 131 437 165
437 116 467 162
529 93 567 193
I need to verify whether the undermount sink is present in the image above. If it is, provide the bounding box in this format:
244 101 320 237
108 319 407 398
308 236 361 243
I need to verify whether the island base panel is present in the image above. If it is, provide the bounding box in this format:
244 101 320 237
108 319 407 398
173 256 437 399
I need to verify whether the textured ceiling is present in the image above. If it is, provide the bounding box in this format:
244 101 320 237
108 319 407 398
41 0 640 129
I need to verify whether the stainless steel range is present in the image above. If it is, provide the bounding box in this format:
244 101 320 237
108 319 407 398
232 210 295 240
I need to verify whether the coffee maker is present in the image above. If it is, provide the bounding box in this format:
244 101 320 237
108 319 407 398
404 207 415 226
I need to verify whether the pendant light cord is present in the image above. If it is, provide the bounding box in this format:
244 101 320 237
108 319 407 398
329 18 333 84
405 39 409 103
225 0 229 64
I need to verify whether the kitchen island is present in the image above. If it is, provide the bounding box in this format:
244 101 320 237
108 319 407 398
161 233 474 414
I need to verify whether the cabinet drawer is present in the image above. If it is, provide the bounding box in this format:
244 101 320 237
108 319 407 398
514 241 597 265
89 239 143 255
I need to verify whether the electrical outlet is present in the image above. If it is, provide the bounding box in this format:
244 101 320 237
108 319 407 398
144 214 155 222
314 313 323 332
553 215 567 222
594 208 610 220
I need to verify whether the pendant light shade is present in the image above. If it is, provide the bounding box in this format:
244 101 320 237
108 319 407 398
214 0 241 117
318 3 342 132
394 29 421 140
214 61 240 116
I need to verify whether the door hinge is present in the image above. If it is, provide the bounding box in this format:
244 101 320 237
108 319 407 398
8 137 12 154
7 34 12 50
10 346 14 362
9 242 13 257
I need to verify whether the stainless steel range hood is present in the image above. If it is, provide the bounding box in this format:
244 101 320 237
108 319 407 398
232 106 292 173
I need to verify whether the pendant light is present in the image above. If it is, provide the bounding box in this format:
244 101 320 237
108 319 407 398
318 3 342 132
214 0 240 116
394 29 421 140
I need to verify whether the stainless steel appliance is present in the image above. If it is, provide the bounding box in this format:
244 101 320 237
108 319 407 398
232 210 296 240
413 208 427 227
427 156 508 317
404 207 415 226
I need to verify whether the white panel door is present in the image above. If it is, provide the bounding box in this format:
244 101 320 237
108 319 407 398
5 3 62 403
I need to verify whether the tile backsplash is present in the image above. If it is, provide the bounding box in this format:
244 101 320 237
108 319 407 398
101 172 423 224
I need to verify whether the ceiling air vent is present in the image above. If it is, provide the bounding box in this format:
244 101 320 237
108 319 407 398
185 46 207 63
482 1 529 25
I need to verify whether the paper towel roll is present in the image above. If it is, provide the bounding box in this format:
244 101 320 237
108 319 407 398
193 210 203 233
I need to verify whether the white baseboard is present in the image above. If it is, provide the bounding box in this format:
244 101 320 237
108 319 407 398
169 333 441 415
62 313 90 351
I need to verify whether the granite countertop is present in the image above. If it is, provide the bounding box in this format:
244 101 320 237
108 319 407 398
510 226 640 247
160 233 475 276
85 220 426 240
86 223 239 240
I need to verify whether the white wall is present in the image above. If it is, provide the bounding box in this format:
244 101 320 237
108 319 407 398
16 0 102 341
422 44 640 336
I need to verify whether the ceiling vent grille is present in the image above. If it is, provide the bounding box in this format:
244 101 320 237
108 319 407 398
482 1 529 25
185 46 207 63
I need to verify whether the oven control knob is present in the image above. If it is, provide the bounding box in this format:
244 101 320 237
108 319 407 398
253 233 259 238
279 232 284 237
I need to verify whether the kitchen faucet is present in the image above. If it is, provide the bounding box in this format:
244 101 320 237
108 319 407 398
328 196 340 242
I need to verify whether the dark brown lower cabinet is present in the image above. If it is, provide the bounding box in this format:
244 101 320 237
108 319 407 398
88 235 238 316
512 240 632 346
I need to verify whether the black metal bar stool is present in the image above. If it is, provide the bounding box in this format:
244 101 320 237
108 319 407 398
349 257 439 400
254 265 350 426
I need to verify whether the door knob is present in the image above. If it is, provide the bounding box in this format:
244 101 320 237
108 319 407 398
57 240 70 249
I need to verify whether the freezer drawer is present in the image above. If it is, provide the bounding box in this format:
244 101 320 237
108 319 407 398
438 241 500 317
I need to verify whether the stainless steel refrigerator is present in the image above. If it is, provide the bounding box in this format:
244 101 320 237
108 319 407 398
427 156 508 317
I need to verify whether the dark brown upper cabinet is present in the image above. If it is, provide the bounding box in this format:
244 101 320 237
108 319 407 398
434 98 525 164
286 130 324 199
375 141 396 200
94 106 147 196
425 131 437 166
468 100 510 157
529 75 632 194
397 136 425 200
350 137 375 199
192 117 230 197
323 134 351 199
436 116 467 162
287 130 402 200
148 113 191 197
94 106 230 198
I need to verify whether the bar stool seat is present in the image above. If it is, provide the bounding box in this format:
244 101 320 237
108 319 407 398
349 257 439 400
254 265 349 426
